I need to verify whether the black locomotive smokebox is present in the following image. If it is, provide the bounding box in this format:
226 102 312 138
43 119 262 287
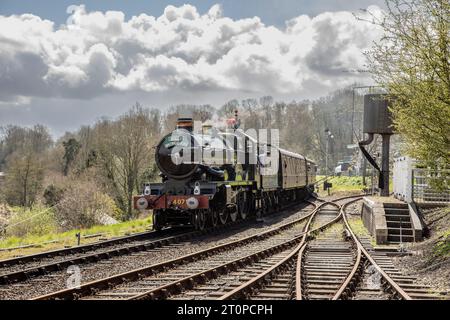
363 94 394 135
155 132 199 180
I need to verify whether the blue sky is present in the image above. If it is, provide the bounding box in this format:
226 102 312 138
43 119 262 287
0 1 385 136
0 0 386 27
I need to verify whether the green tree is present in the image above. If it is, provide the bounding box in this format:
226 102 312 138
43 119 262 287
62 138 81 176
366 0 450 174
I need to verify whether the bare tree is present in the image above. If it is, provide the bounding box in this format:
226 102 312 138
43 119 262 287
93 104 160 219
1 125 52 207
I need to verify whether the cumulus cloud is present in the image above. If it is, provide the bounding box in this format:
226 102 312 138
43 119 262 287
0 4 384 103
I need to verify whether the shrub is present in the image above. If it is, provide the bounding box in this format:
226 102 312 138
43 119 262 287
43 184 65 207
93 192 123 222
55 180 121 230
5 205 57 238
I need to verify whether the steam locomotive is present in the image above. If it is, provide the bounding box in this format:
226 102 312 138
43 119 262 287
133 115 316 230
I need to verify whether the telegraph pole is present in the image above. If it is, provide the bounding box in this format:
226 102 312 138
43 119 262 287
324 128 334 177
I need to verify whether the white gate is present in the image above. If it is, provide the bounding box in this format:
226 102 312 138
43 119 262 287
393 156 449 205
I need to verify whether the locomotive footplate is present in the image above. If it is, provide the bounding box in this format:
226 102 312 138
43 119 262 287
134 194 210 210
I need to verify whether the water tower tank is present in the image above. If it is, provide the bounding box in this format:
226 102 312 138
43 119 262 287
363 94 394 135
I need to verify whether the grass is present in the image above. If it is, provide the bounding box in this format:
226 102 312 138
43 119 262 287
432 228 450 259
311 222 343 238
347 218 377 247
0 216 152 259
316 175 365 196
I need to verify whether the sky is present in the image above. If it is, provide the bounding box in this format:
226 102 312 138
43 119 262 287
0 1 386 137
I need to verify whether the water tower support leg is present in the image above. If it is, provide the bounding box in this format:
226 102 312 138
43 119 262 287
381 134 391 196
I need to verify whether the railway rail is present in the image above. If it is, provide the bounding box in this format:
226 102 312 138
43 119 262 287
31 201 320 300
0 201 314 292
340 202 443 300
216 196 443 300
0 229 158 268
214 198 352 300
0 194 443 300
0 228 194 285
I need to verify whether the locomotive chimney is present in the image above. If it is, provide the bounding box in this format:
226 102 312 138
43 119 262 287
176 117 193 132
234 109 241 129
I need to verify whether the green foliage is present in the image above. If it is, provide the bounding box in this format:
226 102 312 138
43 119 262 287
432 228 450 258
94 191 124 221
62 138 81 176
317 175 365 191
0 215 152 254
5 205 57 238
43 184 65 207
328 176 364 186
367 0 450 176
54 178 122 230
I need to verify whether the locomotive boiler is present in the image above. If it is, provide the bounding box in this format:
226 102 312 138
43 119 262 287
133 116 316 231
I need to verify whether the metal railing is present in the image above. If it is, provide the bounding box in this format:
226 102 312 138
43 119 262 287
412 169 450 204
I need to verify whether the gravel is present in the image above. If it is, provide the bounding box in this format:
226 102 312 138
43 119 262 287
84 222 307 300
390 207 450 295
0 202 316 300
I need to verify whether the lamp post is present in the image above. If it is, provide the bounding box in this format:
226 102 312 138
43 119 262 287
325 128 334 177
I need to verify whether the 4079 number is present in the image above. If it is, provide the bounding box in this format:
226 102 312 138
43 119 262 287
172 198 186 205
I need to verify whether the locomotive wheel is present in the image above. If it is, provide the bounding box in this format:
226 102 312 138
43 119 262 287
196 210 207 231
153 210 163 231
275 193 281 211
210 209 219 227
262 195 269 215
269 193 276 213
237 192 250 220
219 209 228 225
229 210 238 222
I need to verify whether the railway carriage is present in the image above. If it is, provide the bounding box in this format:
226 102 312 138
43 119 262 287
134 116 316 230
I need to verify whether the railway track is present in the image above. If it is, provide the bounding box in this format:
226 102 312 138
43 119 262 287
214 199 350 300
30 201 320 300
171 202 338 300
252 196 443 301
342 204 444 300
122 195 442 301
0 200 314 290
32 199 344 300
0 229 158 268
297 202 354 300
238 196 443 301
2 195 444 300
